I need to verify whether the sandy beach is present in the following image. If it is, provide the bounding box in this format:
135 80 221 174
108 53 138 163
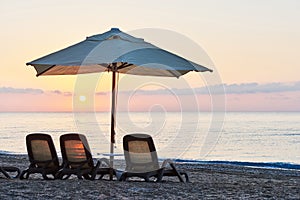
0 154 299 199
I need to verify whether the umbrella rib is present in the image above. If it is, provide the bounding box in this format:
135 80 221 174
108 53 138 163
118 63 133 70
107 62 133 72
36 65 56 77
168 69 182 78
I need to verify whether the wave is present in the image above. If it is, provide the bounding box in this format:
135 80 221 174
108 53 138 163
174 159 300 170
0 150 26 156
0 150 15 155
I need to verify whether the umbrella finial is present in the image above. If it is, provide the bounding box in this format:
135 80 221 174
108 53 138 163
111 28 120 31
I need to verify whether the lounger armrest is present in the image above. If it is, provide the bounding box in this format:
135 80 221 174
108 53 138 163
90 160 101 180
91 158 111 180
92 157 109 170
160 159 187 182
98 158 110 167
92 158 109 174
161 159 174 168
0 166 20 179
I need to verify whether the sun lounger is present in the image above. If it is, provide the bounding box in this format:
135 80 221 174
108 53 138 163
0 166 20 179
119 133 189 182
56 133 112 180
20 133 60 180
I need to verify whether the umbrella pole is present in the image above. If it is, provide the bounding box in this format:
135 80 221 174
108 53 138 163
109 63 117 180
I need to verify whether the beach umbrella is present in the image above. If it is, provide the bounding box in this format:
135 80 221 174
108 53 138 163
26 28 213 179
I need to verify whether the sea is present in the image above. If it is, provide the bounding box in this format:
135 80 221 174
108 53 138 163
1 112 300 170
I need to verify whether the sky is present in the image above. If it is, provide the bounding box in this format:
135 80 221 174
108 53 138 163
0 0 300 112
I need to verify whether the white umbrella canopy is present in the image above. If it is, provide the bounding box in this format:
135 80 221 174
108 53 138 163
26 28 213 179
27 28 212 77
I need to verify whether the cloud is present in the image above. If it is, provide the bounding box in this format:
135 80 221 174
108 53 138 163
222 82 300 94
48 90 74 96
0 87 44 94
62 92 73 96
0 87 73 96
120 81 300 95
1 81 300 97
50 90 62 95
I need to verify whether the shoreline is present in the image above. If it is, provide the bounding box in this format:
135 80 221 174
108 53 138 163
1 154 300 199
2 151 300 169
2 152 300 171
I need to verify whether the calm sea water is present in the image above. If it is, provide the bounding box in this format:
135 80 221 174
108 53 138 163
0 112 300 167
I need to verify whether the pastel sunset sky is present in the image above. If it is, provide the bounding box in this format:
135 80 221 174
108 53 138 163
0 0 299 112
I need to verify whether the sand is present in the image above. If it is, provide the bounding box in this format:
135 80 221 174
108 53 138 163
0 154 300 199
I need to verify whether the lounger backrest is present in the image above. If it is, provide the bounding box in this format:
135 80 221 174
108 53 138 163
123 133 160 172
60 133 93 169
26 133 59 168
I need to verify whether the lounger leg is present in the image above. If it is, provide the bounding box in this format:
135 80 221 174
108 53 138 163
0 168 11 179
83 174 93 180
77 172 83 180
55 170 64 179
115 170 123 181
169 163 184 182
1 167 21 179
13 168 21 178
156 168 164 182
19 170 28 179
118 172 127 181
42 172 54 180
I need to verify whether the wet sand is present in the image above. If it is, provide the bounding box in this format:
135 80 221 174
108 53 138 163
1 154 300 199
